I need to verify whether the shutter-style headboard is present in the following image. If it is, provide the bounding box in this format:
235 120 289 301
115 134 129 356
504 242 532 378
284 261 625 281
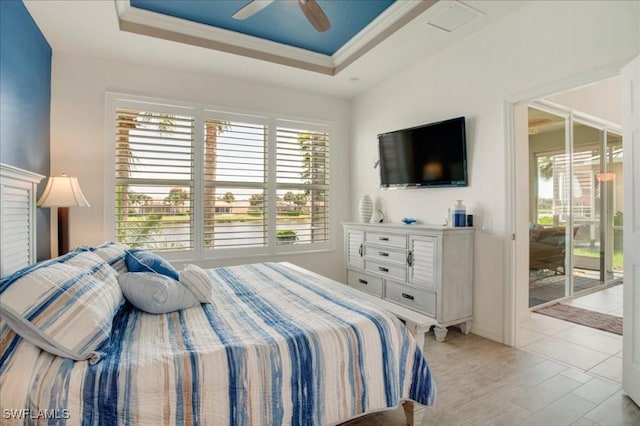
0 163 44 277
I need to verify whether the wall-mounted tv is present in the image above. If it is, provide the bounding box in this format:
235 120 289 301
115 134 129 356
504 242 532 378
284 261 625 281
378 116 468 189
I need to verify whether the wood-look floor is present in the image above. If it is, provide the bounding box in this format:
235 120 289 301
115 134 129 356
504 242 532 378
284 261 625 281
341 328 640 426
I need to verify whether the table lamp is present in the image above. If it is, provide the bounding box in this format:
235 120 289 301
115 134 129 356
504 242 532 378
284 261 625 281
37 173 90 255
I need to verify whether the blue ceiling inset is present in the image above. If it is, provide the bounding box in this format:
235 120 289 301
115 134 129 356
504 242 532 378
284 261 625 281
129 0 396 56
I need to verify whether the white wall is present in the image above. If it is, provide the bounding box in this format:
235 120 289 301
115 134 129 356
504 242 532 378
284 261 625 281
350 0 640 342
50 52 351 281
545 77 622 126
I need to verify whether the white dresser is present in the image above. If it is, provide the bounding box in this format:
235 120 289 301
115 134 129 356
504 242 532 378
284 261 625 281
343 222 474 341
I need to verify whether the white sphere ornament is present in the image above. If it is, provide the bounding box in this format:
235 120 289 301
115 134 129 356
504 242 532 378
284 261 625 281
359 194 373 223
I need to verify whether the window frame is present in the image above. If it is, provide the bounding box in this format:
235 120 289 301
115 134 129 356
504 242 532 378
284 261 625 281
105 93 334 262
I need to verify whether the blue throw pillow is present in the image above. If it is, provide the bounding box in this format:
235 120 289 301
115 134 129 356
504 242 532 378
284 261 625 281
125 250 179 280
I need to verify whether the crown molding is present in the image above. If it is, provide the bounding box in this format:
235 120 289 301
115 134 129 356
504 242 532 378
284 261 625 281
114 0 430 75
333 0 437 69
116 0 335 74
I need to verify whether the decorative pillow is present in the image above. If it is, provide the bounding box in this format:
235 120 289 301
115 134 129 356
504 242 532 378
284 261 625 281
529 223 544 241
125 250 179 280
0 251 123 364
118 272 200 314
63 250 119 282
180 264 215 304
77 241 130 275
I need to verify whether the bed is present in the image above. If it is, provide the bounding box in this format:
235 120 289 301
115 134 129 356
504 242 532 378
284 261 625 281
0 165 435 425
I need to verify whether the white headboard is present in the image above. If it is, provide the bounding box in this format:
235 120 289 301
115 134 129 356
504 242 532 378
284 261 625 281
0 163 44 277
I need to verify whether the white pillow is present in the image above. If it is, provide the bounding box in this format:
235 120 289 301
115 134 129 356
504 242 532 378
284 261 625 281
180 264 215 303
118 272 199 314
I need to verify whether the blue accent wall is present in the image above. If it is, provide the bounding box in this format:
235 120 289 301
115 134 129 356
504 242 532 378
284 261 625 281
1 0 52 261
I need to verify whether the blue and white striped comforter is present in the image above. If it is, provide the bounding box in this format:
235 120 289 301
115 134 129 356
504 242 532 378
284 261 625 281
0 262 435 425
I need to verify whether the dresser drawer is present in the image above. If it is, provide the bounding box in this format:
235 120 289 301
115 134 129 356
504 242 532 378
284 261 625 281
364 246 406 265
385 280 436 316
365 232 407 248
347 269 383 297
365 260 406 281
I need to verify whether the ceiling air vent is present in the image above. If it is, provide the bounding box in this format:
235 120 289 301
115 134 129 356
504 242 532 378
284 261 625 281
426 1 484 33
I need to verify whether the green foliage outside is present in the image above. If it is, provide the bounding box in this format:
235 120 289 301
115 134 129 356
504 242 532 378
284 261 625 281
276 229 297 244
573 247 623 271
537 216 554 225
613 211 623 226
118 214 163 248
538 156 553 180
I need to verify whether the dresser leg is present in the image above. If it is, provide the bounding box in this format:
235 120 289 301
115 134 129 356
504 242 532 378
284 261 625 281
459 320 472 335
433 326 448 342
402 401 425 426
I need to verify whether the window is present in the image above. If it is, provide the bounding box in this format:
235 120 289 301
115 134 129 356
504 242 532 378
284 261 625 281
115 109 194 253
276 123 330 246
202 118 267 250
109 95 331 259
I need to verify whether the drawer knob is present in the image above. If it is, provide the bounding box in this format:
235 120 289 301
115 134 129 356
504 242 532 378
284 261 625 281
379 237 390 241
401 293 415 301
378 266 389 273
378 251 389 257
358 278 368 285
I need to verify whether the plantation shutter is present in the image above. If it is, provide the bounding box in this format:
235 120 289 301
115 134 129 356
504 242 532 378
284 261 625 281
203 118 267 249
276 124 330 246
110 95 333 257
114 109 195 252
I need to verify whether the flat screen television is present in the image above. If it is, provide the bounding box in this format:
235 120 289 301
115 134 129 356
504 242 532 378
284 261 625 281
378 116 468 188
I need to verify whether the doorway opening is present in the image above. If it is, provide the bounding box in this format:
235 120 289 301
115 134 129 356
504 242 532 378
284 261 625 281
527 103 624 309
512 77 626 383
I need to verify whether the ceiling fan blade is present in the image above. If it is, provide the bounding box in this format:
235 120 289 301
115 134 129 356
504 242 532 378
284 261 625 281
298 0 331 32
232 0 274 20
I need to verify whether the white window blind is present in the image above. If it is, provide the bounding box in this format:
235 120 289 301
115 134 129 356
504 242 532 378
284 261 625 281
114 109 194 252
276 124 330 246
203 119 267 249
110 95 332 258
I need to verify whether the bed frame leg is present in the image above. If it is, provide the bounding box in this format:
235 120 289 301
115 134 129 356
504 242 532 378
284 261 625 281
402 401 425 426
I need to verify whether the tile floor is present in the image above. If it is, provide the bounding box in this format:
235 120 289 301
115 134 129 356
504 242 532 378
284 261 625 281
519 285 624 383
342 285 638 425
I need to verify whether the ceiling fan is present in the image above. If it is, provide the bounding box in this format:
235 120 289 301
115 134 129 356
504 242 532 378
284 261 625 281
233 0 331 32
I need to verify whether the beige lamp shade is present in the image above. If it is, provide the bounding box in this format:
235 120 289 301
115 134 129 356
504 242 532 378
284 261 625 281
37 174 90 207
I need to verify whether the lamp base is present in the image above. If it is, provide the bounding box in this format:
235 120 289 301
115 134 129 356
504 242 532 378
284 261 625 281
57 207 70 255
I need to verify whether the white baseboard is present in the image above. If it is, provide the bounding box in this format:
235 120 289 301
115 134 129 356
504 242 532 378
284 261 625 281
467 326 504 345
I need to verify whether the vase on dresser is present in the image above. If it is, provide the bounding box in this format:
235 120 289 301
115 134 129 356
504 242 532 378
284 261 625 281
358 194 373 223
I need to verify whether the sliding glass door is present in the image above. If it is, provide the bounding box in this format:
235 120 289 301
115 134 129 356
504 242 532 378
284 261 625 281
528 104 623 308
571 120 604 293
606 132 624 278
529 107 570 307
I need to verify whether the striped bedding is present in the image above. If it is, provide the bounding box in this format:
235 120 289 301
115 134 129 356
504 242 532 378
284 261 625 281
0 262 435 425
